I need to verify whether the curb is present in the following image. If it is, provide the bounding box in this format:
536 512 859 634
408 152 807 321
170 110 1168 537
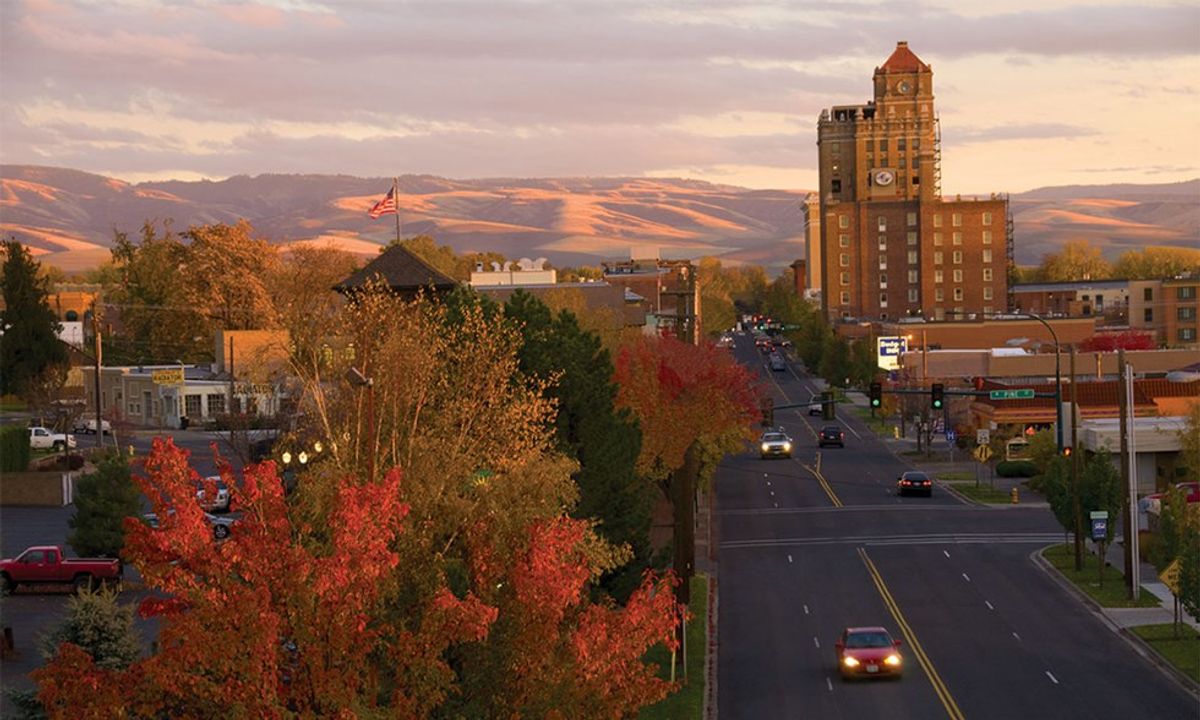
1030 546 1200 700
703 573 718 720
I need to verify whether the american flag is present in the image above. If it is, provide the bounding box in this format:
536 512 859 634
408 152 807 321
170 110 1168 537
368 187 397 219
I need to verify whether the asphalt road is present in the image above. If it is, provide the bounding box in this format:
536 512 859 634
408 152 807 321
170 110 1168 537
716 335 1197 719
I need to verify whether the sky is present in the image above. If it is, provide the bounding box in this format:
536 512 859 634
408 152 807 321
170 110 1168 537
2 0 1198 194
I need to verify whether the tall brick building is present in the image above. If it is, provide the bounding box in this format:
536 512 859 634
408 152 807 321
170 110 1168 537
815 42 1011 322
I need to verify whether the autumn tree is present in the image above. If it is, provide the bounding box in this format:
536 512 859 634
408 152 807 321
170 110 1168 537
1113 246 1200 280
0 239 69 400
270 243 357 370
182 220 279 330
1035 239 1112 282
1077 330 1157 352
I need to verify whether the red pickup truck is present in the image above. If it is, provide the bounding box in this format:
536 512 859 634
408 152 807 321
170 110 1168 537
0 546 122 593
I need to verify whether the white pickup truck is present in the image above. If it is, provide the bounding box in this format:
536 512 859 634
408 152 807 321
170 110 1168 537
72 416 112 435
28 427 76 451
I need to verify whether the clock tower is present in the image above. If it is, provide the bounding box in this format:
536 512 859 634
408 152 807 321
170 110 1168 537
814 42 1010 323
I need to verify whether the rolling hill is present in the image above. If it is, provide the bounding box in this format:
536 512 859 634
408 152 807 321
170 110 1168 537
1 165 1195 273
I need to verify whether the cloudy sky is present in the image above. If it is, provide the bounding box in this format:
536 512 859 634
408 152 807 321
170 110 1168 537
2 0 1197 194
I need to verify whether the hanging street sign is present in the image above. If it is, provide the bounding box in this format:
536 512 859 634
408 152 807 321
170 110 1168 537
989 389 1035 400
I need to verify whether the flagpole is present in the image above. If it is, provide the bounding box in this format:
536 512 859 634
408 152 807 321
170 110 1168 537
393 176 402 244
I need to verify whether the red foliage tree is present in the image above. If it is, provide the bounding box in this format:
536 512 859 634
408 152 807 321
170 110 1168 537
1078 330 1157 352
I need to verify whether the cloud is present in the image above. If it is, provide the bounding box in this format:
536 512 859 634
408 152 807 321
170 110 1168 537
945 123 1100 144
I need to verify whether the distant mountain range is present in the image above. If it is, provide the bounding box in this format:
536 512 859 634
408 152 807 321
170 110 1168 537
2 165 1196 273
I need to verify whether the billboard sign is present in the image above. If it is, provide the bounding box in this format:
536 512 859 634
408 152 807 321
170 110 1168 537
877 336 908 371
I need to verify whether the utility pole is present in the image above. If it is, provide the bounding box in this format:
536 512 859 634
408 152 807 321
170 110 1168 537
1117 349 1134 597
91 301 104 450
228 335 236 445
1070 346 1083 571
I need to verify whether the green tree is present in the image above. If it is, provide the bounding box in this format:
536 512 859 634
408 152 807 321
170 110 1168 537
1080 449 1122 541
67 453 141 559
1113 246 1200 280
796 313 832 373
847 337 877 388
0 240 68 399
1026 429 1059 475
1150 485 1190 573
1036 239 1112 282
1178 516 1200 624
1041 457 1076 541
818 334 852 388
1178 402 1200 482
505 290 651 598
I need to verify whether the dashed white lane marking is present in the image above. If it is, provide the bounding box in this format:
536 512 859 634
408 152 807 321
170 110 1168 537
943 550 951 558
962 572 971 582
774 501 779 508
763 473 768 478
803 605 809 615
767 481 771 486
985 601 994 610
1045 671 1059 685
770 490 775 496
1013 632 1021 641
813 637 821 648
826 677 834 692
788 554 794 563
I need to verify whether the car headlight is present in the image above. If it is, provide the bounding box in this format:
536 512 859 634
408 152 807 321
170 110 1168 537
761 443 769 452
884 654 902 666
842 656 860 668
783 442 792 451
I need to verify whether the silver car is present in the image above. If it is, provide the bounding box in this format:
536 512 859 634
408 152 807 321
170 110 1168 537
759 430 793 459
143 511 237 540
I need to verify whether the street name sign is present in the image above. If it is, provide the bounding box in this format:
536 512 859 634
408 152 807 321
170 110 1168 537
989 389 1035 400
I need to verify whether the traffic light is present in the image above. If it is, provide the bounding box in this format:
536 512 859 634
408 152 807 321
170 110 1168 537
931 383 944 410
1062 446 1072 458
869 382 882 409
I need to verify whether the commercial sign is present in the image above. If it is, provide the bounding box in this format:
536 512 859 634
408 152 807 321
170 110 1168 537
151 368 184 386
876 336 908 371
1090 510 1109 542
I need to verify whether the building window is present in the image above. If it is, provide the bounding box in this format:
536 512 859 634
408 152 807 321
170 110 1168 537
879 273 888 288
839 215 849 229
982 212 992 226
983 230 992 245
983 306 993 315
1179 307 1198 321
878 235 887 250
1144 308 1154 323
983 250 993 263
935 288 944 301
880 293 888 307
1144 287 1154 301
879 257 888 270
954 287 964 301
907 231 917 245
953 251 963 265
128 402 140 415
841 272 851 286
908 270 918 283
880 139 889 152
840 233 850 247
933 214 943 228
840 292 851 305
831 179 841 193
952 232 963 245
878 216 887 231
907 212 917 227
934 270 944 283
953 269 963 283
952 213 962 227
1180 328 1197 342
984 287 993 300
831 142 841 154
908 251 918 265
934 252 944 266
897 138 907 151
933 232 943 246
908 289 919 302
185 394 202 418
898 158 907 169
207 394 226 415
840 253 850 267
983 268 993 281
1179 287 1197 300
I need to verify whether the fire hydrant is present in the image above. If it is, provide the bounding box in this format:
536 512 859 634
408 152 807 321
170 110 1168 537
1010 487 1019 504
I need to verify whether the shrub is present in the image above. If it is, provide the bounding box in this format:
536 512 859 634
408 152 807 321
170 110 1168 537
0 424 30 472
67 452 141 559
996 460 1038 478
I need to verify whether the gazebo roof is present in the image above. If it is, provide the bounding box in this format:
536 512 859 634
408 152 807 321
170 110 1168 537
335 244 458 295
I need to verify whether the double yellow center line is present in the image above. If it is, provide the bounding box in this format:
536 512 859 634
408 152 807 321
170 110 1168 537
800 458 842 508
858 548 965 720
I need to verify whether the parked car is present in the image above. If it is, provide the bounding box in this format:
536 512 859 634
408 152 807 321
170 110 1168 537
759 429 793 459
1140 482 1200 514
195 476 231 513
818 425 845 448
73 415 112 435
769 353 787 372
897 470 933 497
0 545 122 593
143 511 237 540
28 426 76 451
836 626 903 680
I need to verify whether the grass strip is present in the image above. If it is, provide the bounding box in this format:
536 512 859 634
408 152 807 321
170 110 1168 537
640 574 708 719
1042 544 1159 608
1129 623 1200 683
942 481 1012 504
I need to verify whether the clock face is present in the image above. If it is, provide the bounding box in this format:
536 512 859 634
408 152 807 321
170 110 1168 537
874 170 895 186
897 81 911 94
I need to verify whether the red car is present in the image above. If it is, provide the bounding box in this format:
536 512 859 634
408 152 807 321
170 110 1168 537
836 626 904 680
0 545 122 594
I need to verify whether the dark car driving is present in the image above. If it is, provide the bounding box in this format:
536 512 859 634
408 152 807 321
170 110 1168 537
897 470 933 497
818 425 845 448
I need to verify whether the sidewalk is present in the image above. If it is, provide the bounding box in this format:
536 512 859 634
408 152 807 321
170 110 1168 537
1092 538 1199 631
